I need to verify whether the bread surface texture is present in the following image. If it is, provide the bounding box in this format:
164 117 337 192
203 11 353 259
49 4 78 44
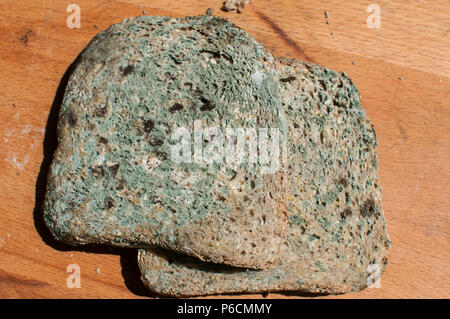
43 15 287 270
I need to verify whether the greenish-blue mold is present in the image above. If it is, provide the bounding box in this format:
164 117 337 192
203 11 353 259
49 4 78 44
43 15 288 270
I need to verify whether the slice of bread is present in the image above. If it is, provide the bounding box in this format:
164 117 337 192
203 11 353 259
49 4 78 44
43 16 287 270
137 58 392 296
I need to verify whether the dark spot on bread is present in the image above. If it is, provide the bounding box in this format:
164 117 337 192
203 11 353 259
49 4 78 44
280 76 296 82
222 53 234 64
155 151 168 160
360 199 376 217
170 56 182 65
340 208 352 219
94 105 107 117
121 64 134 76
149 139 164 147
66 110 77 127
169 103 184 113
143 119 154 133
193 88 203 96
105 197 115 209
108 164 120 177
116 179 126 190
179 26 193 31
99 137 108 144
200 97 215 111
91 166 105 178
339 177 348 187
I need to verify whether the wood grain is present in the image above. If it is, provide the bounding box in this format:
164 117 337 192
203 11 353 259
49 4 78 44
0 0 448 299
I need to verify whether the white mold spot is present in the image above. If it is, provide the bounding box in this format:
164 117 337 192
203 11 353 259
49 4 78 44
142 155 161 172
251 70 264 86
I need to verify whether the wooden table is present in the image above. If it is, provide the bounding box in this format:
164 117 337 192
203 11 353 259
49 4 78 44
0 0 448 299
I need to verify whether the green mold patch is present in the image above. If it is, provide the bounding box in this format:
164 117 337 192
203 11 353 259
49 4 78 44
43 15 287 270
